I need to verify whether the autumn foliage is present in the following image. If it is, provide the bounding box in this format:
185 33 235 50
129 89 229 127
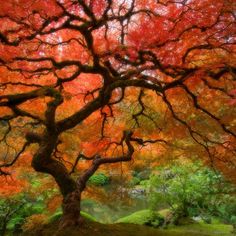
0 0 235 227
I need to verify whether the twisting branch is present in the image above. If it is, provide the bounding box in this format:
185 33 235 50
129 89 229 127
0 169 10 176
77 130 134 191
0 142 30 172
69 153 95 175
181 83 236 138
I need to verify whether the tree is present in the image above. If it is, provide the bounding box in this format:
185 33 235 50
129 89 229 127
148 162 236 224
0 0 235 228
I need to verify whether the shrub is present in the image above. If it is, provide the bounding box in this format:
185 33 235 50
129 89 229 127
132 169 151 181
129 177 141 186
0 197 27 234
88 173 110 186
148 162 236 224
0 193 47 234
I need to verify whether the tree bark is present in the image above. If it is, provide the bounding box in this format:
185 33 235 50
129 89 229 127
30 130 135 228
60 190 83 228
30 132 82 227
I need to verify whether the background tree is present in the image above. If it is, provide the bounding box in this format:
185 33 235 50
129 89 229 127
148 162 236 224
0 0 235 228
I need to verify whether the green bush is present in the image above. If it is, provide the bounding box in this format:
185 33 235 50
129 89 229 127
132 170 151 181
216 201 236 225
147 162 236 225
0 193 48 234
129 177 141 186
88 173 110 186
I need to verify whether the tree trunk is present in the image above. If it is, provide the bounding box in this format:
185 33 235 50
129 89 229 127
60 190 83 228
30 132 82 228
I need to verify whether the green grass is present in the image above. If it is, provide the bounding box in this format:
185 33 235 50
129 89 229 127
116 208 173 225
116 209 160 224
114 209 234 236
21 207 234 236
21 217 234 236
167 223 234 236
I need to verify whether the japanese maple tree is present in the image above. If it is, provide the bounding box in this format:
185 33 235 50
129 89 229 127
0 0 235 228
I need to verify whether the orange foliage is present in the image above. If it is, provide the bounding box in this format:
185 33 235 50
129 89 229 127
22 214 48 232
47 194 62 213
0 174 27 196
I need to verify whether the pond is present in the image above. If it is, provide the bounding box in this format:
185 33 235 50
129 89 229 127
81 183 149 223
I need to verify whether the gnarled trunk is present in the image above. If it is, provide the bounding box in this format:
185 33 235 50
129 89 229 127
30 132 82 228
60 190 83 228
29 130 135 229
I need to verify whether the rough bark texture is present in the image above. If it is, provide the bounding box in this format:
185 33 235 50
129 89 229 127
60 190 82 228
30 131 81 227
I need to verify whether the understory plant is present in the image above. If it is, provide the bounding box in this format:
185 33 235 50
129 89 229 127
148 162 236 225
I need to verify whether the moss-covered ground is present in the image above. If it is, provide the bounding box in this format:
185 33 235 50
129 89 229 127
21 218 234 236
116 209 161 224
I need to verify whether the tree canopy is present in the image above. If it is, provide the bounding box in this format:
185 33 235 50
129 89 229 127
0 0 235 227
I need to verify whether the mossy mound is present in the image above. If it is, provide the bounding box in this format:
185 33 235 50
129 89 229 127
116 209 164 227
167 223 234 236
21 219 234 236
48 211 97 223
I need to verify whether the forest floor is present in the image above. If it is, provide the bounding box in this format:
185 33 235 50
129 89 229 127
21 218 234 236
